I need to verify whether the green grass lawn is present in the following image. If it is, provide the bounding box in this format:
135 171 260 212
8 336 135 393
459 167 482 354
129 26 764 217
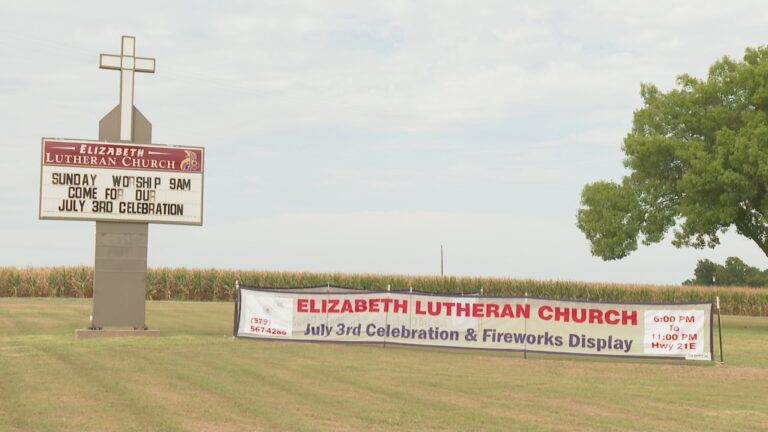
1 298 766 431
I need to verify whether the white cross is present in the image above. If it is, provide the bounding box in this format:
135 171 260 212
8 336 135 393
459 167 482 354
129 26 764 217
99 36 155 142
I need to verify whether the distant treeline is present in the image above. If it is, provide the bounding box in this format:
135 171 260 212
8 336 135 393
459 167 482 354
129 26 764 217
1 266 767 316
685 257 768 287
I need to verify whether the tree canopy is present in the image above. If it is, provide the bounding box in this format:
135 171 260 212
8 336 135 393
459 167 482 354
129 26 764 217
577 46 768 260
684 257 768 287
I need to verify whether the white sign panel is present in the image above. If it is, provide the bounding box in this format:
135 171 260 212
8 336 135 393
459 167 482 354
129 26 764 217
39 138 204 225
643 310 709 360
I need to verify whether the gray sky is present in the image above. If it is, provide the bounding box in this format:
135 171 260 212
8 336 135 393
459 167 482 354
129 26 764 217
2 1 768 284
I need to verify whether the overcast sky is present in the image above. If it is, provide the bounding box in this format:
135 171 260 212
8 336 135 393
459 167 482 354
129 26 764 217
2 1 768 284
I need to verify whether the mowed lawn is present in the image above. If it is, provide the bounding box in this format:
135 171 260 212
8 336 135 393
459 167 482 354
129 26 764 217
1 299 767 431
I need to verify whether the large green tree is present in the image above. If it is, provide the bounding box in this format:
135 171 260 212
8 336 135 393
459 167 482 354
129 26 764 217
578 46 768 260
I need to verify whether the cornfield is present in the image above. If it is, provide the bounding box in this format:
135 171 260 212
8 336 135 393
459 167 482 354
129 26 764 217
1 266 767 316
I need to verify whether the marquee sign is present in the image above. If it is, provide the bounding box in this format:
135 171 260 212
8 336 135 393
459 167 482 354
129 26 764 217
235 286 714 361
39 138 204 225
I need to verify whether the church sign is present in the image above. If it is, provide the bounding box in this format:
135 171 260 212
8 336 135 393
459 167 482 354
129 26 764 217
40 138 204 225
39 35 205 334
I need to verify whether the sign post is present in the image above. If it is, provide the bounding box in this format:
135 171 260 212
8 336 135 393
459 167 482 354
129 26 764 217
38 36 204 338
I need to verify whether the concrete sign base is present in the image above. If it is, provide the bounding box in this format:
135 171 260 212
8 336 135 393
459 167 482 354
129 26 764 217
75 329 160 339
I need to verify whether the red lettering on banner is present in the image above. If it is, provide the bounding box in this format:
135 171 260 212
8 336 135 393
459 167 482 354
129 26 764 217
572 308 587 323
539 305 553 320
298 297 533 319
472 303 482 317
604 310 620 325
500 304 515 318
310 299 321 313
393 299 407 313
327 299 339 313
341 300 353 313
416 300 426 315
355 299 367 312
538 306 637 326
381 298 393 312
427 301 441 316
623 310 638 326
298 298 308 312
296 297 411 314
414 300 529 318
444 302 456 316
486 303 499 316
589 309 603 324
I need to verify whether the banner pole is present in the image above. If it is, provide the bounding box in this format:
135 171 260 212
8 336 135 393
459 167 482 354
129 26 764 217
383 285 390 349
325 283 330 343
408 286 413 338
717 296 724 363
232 280 240 338
523 291 528 360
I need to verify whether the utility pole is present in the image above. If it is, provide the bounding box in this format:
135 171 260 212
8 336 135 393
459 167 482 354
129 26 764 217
440 245 444 277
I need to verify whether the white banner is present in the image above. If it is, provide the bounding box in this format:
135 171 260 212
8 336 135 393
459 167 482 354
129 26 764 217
235 287 714 361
